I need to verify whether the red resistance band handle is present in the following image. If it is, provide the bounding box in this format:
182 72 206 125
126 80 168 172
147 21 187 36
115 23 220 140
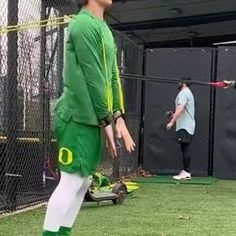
208 81 227 88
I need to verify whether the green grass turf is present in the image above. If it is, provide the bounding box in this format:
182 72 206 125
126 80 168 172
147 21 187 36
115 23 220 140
1 180 236 236
132 175 217 185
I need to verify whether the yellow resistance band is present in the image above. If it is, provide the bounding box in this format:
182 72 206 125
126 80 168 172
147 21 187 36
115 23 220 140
0 15 75 34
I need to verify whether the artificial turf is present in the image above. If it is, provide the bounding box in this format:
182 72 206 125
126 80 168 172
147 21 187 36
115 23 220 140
0 180 236 236
132 175 217 185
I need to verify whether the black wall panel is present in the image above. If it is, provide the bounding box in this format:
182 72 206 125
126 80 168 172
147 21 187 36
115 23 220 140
214 47 236 178
144 48 212 175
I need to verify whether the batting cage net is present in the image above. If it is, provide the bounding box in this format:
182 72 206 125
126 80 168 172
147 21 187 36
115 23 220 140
0 0 143 213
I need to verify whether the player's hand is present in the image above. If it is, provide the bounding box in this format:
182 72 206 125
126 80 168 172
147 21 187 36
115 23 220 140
223 80 235 89
166 110 174 119
166 121 174 130
104 124 117 159
115 117 135 153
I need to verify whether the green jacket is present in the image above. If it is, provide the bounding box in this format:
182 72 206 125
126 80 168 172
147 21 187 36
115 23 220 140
55 8 124 126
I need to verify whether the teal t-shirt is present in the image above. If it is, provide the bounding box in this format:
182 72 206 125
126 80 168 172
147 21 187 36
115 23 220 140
175 87 195 135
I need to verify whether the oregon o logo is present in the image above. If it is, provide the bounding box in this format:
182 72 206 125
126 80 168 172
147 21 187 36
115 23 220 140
59 147 73 165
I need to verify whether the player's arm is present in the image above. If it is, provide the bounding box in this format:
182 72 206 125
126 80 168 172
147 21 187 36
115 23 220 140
170 104 185 124
71 20 112 127
111 53 135 153
111 55 125 121
166 93 186 130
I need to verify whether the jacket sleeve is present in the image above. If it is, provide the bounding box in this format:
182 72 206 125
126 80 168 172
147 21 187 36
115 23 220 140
111 55 125 116
71 20 112 126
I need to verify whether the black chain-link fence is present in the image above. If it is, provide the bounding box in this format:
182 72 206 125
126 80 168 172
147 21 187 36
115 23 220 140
0 0 143 213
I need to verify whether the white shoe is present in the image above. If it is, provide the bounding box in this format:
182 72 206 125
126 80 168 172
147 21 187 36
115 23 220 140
173 170 191 180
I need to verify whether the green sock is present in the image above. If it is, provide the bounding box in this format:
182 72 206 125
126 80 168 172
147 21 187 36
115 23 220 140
42 230 58 236
58 226 72 236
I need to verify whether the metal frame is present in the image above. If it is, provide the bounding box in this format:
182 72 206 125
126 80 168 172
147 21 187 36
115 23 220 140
112 11 236 31
144 34 236 48
208 49 218 176
5 0 20 211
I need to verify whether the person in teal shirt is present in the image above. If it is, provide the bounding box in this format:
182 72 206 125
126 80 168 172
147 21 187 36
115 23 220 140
42 0 135 235
166 78 195 180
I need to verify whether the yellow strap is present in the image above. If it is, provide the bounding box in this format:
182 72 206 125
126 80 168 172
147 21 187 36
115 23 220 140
102 38 113 112
0 136 57 143
114 58 125 113
0 15 75 34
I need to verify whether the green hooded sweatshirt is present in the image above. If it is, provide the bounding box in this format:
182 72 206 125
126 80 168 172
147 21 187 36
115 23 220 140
55 8 124 126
